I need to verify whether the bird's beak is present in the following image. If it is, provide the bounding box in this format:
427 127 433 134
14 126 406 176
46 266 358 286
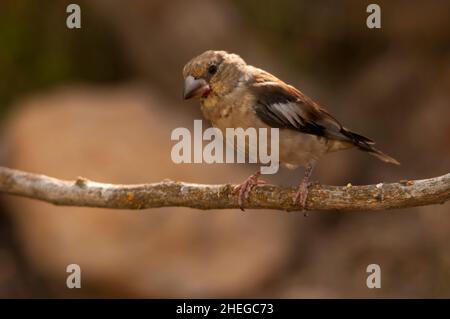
183 75 210 99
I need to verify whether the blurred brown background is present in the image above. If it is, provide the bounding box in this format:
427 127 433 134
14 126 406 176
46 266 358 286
0 0 449 298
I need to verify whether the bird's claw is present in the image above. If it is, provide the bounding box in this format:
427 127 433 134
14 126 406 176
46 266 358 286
234 172 265 211
294 181 312 216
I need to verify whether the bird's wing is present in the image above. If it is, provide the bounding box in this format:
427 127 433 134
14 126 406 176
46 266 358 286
251 80 374 144
249 75 400 164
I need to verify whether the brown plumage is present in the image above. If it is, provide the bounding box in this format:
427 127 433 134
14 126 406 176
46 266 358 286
183 50 399 210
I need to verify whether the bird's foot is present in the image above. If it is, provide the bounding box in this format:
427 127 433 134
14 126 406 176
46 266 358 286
233 171 266 211
293 180 312 216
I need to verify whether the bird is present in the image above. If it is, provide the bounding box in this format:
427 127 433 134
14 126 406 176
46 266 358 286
182 50 399 211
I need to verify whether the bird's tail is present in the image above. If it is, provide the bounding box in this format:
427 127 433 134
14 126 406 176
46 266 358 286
341 128 400 165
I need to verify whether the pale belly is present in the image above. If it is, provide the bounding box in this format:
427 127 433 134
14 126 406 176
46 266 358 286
278 129 330 168
208 110 334 169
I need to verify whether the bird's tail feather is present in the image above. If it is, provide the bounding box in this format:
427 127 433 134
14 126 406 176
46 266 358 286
366 147 400 165
341 128 400 165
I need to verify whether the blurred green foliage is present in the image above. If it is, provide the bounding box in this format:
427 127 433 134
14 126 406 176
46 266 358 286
0 1 129 119
236 0 388 83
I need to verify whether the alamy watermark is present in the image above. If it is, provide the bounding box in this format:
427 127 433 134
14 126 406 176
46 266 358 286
171 120 280 174
366 264 381 289
66 4 81 29
66 263 81 289
366 4 381 29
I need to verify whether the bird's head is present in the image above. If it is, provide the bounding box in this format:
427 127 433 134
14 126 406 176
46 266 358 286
182 50 247 100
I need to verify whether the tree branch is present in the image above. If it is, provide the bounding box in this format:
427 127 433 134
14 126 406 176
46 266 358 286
0 166 449 211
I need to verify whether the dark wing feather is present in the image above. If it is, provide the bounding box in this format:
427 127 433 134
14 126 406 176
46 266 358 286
252 81 351 141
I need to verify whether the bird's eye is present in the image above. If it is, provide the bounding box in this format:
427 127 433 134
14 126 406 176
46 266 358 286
207 64 217 75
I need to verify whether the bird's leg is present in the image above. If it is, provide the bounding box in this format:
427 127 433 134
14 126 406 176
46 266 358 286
233 171 266 211
294 164 315 214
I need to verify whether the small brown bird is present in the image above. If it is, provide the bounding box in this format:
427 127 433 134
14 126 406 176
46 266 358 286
182 50 399 210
